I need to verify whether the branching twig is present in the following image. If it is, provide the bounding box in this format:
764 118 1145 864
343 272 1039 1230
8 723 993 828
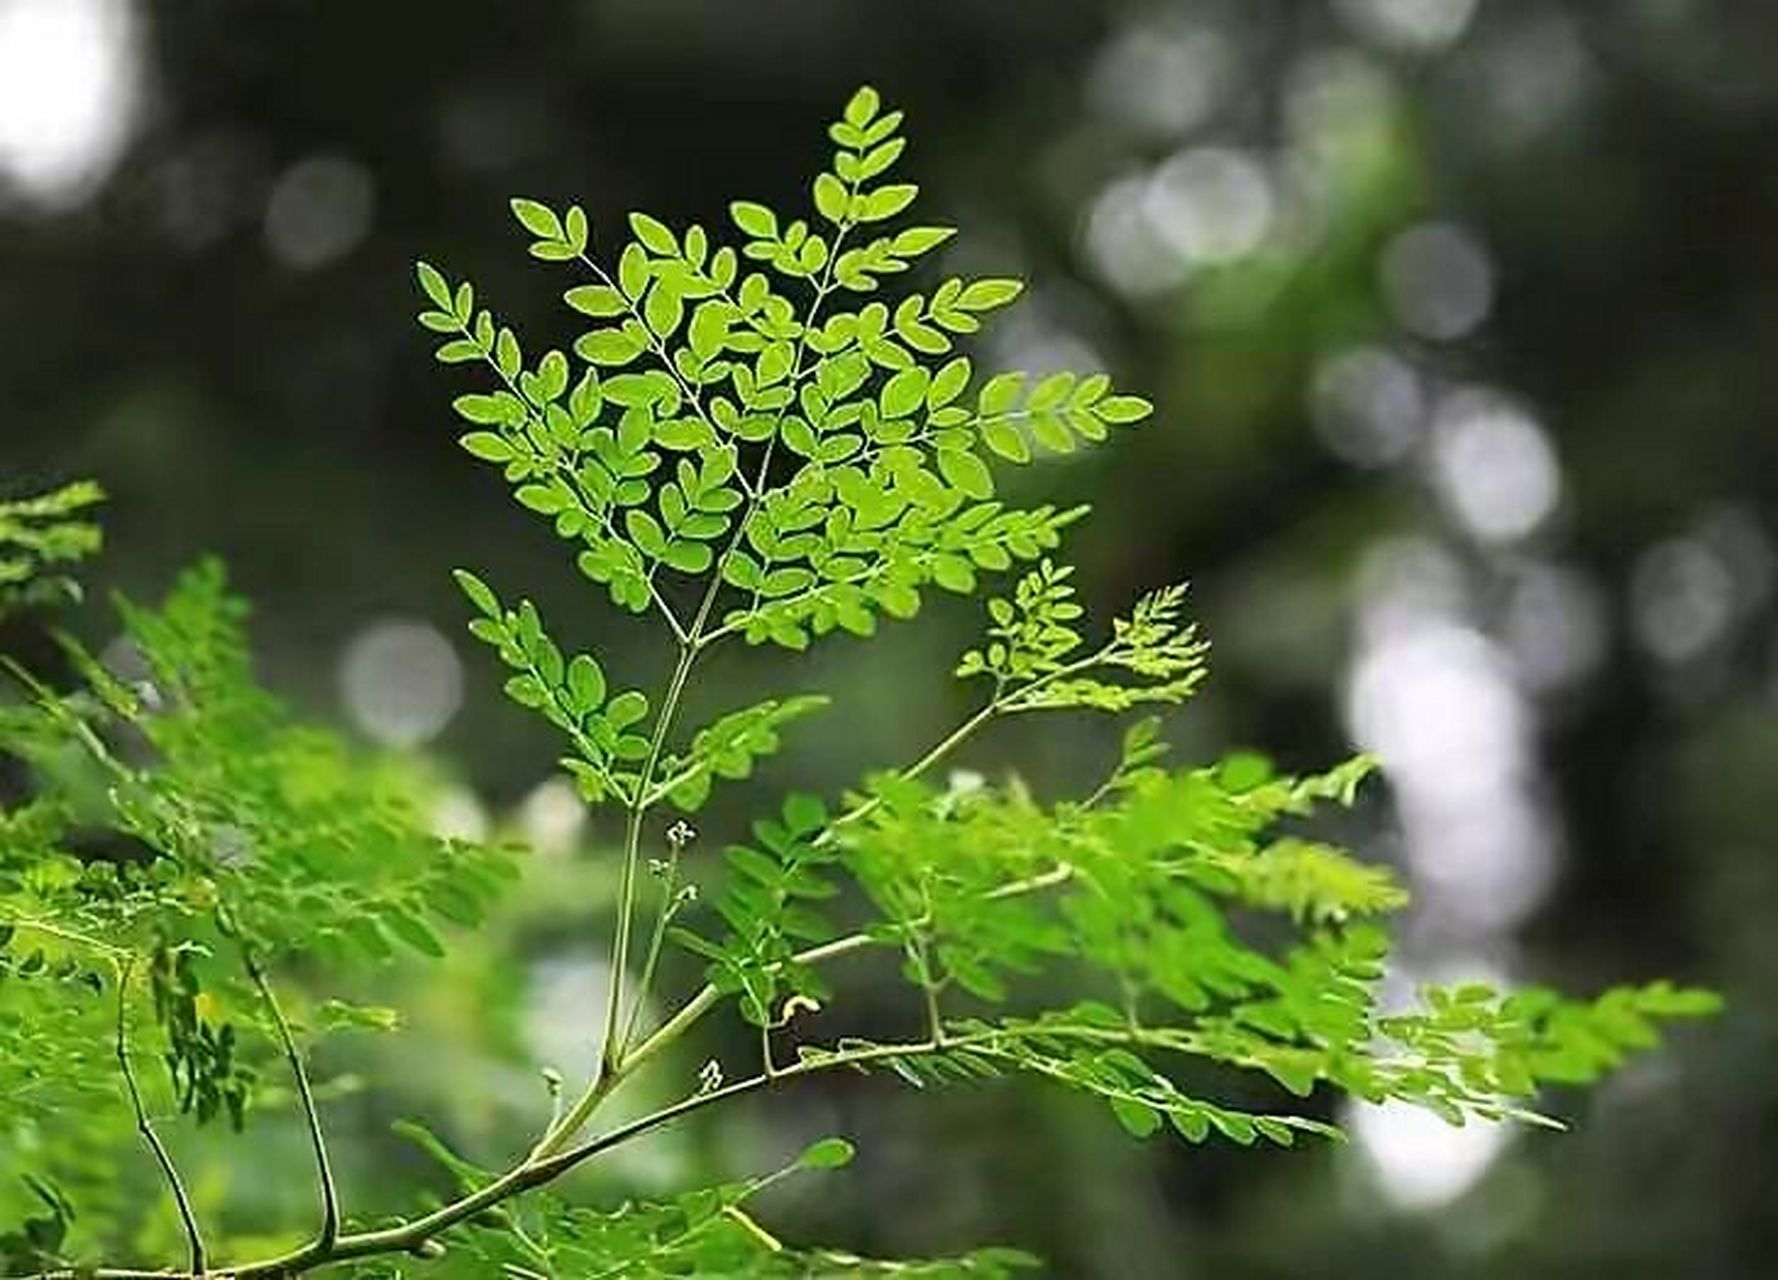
615 860 1076 1080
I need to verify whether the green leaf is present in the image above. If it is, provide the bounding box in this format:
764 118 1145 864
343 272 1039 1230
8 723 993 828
567 654 607 712
644 282 684 338
661 540 713 574
814 173 849 224
928 356 971 409
510 197 562 240
958 279 1023 311
860 184 918 222
880 368 929 419
1096 395 1153 424
516 483 569 515
577 326 644 365
978 372 1023 417
629 211 677 255
937 448 994 499
415 260 451 310
565 284 628 318
730 200 778 239
605 689 649 730
453 568 500 616
796 1137 856 1170
843 85 881 128
981 421 1030 463
625 509 667 556
458 432 514 463
452 393 511 425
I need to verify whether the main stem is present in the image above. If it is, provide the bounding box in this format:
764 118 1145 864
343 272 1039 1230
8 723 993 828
550 213 858 1155
599 637 699 1077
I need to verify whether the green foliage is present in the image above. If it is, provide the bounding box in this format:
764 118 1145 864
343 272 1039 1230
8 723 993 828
418 83 1133 659
0 480 103 614
455 568 654 805
0 550 513 1255
0 89 1717 1280
956 562 1208 713
377 1129 1035 1279
673 792 843 1026
654 696 831 814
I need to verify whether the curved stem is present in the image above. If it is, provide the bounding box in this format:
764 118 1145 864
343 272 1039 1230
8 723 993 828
823 697 1000 836
221 1038 935 1280
24 1012 1176 1280
114 960 207 1277
242 950 339 1256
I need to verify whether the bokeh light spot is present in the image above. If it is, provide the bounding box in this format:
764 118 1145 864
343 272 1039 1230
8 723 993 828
519 776 588 858
0 0 142 210
1631 538 1737 665
1381 222 1495 341
265 154 376 270
1312 346 1426 467
1349 1099 1510 1210
1086 20 1231 139
339 619 464 748
1146 147 1275 266
1429 390 1561 543
1336 0 1479 53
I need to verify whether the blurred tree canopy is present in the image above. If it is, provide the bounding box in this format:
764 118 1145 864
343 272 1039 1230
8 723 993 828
1 1 1773 1275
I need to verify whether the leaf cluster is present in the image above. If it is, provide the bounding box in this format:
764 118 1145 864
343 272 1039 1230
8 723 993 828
0 480 103 614
377 1129 1033 1280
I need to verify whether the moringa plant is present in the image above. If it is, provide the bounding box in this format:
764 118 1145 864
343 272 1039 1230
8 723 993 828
0 89 1718 1278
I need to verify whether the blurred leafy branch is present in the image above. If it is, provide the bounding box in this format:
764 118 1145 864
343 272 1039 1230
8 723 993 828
0 88 1718 1279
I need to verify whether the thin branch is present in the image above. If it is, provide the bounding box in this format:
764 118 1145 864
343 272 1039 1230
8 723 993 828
620 836 685 1051
114 960 208 1277
616 861 1076 1079
600 638 698 1064
820 697 1001 837
231 1036 952 1278
242 948 340 1255
46 877 1074 1280
1 915 132 961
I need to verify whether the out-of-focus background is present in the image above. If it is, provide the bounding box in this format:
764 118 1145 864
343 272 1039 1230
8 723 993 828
2 0 1772 1275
